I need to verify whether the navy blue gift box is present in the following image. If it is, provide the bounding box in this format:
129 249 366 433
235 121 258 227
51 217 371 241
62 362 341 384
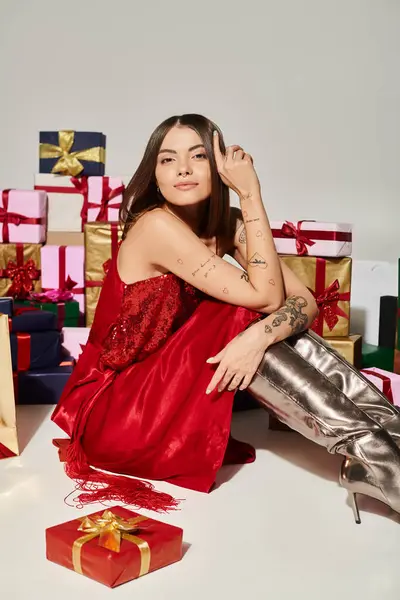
15 363 74 404
10 331 61 371
0 297 13 317
39 130 106 176
10 309 58 332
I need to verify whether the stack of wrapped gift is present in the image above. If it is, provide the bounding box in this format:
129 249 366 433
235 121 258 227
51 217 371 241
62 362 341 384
0 187 45 304
4 297 75 404
272 219 362 367
32 128 130 328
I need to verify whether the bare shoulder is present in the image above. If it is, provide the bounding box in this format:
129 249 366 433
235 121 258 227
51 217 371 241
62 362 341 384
140 208 189 237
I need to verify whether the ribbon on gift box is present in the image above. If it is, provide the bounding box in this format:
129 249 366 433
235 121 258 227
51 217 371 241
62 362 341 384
39 131 105 177
80 177 125 224
0 244 41 299
0 190 45 243
14 332 31 372
41 246 84 299
272 220 352 256
361 369 394 404
34 177 89 231
310 257 350 335
85 223 120 291
72 510 151 576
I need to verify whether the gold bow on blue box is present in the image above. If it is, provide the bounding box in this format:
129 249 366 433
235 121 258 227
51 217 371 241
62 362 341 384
39 130 106 176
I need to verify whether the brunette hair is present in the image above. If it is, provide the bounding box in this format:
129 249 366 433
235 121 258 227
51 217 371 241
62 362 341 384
119 114 230 247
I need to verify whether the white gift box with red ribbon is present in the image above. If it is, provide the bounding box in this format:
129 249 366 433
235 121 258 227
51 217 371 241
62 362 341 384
271 220 353 257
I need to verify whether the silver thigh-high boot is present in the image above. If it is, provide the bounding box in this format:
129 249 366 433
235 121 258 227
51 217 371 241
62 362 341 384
288 330 400 522
290 329 400 439
247 340 400 523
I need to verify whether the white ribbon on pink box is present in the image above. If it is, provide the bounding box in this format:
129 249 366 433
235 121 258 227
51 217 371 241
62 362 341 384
40 245 85 314
361 367 400 406
0 189 47 243
270 220 352 257
62 327 90 361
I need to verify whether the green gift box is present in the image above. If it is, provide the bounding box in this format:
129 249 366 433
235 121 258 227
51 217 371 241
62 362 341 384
362 342 394 372
15 300 80 329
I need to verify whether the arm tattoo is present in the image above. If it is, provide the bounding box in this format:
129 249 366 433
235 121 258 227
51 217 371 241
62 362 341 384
248 252 268 269
240 271 249 283
271 295 309 335
192 253 216 277
245 218 260 224
238 224 246 244
264 324 272 334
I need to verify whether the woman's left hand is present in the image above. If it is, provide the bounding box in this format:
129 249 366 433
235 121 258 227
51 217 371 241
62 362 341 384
206 326 268 394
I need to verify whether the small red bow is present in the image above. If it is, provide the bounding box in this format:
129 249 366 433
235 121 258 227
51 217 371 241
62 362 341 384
80 178 124 225
4 259 40 299
281 221 316 256
312 278 349 331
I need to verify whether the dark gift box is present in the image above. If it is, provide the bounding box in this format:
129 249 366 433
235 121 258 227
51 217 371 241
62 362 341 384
378 295 398 349
10 331 61 371
39 131 106 177
0 297 13 317
15 363 74 404
10 308 58 332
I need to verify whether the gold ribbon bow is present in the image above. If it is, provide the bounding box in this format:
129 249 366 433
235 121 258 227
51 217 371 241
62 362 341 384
39 130 105 176
72 510 151 576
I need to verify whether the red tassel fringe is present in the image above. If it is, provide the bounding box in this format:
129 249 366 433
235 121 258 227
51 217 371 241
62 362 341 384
64 439 180 512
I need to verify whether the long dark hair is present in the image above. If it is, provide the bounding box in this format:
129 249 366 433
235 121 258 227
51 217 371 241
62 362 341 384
119 114 230 248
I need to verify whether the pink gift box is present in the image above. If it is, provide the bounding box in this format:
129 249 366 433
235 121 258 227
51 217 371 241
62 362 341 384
40 246 85 314
0 189 47 243
85 177 125 223
62 326 90 360
361 367 400 406
271 220 352 257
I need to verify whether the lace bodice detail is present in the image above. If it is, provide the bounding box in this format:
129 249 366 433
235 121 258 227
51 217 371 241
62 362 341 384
100 274 202 371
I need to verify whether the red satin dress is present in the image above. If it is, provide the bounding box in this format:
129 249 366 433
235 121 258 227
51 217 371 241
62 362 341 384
52 252 261 510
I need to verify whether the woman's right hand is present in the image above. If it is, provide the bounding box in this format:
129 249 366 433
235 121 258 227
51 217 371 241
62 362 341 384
213 131 260 198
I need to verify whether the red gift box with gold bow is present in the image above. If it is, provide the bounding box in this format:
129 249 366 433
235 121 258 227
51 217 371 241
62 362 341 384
0 243 41 299
280 255 352 337
45 506 183 588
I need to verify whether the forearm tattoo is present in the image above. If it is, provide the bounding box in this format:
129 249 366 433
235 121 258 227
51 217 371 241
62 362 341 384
240 271 249 283
238 224 246 244
248 252 268 269
271 295 309 335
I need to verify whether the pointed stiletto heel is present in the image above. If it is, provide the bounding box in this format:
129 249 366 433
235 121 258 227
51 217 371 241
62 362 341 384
349 490 361 524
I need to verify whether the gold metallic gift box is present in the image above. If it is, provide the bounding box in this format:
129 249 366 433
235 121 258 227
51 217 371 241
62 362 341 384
0 243 41 298
280 255 352 338
326 334 362 369
84 223 123 326
0 314 19 458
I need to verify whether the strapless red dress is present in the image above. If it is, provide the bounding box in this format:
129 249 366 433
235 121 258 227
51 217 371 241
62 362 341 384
52 253 261 510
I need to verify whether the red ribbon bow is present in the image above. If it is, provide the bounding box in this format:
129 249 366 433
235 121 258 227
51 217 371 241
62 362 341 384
80 178 125 225
280 221 316 256
3 258 40 299
311 278 350 331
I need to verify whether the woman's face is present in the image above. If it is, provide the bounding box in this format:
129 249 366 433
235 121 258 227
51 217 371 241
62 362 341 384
155 125 212 207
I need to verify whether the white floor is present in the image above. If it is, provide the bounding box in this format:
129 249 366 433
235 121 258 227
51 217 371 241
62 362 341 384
1 407 400 599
